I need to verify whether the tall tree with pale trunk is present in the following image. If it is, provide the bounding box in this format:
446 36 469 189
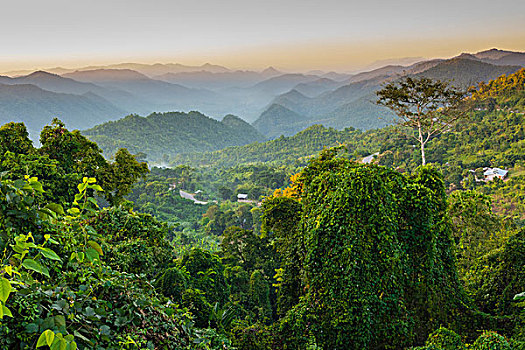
377 77 467 165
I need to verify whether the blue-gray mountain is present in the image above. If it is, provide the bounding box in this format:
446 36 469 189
0 48 523 142
252 53 523 138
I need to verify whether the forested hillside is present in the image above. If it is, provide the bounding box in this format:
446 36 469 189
171 69 525 225
252 104 309 138
171 124 376 168
375 69 525 170
252 56 523 138
176 69 525 172
413 57 521 87
0 69 524 350
84 111 266 162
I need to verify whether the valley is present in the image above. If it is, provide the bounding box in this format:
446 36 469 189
1 48 524 147
1 50 524 350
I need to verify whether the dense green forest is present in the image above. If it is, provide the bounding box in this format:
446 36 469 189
83 112 265 163
1 70 524 349
126 164 289 236
171 123 380 168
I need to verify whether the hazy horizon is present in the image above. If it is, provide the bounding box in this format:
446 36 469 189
1 0 524 73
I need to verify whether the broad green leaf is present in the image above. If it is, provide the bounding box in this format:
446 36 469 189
85 306 95 317
88 241 103 256
67 208 80 216
37 329 55 347
45 203 65 216
99 325 111 335
22 259 50 277
14 179 26 189
87 197 99 207
2 305 12 317
50 337 67 350
73 330 93 345
12 243 27 254
39 247 62 261
77 182 87 193
85 247 99 262
91 184 104 192
54 314 66 327
29 180 44 193
38 208 57 220
25 322 39 333
0 277 11 303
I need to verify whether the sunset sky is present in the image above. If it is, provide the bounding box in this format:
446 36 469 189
1 0 524 72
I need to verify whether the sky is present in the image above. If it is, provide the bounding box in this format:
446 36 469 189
1 0 524 72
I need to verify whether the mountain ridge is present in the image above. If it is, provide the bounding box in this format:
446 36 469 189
83 111 266 162
251 55 523 137
0 82 127 136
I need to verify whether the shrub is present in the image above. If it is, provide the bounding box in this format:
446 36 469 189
425 327 464 349
472 331 511 350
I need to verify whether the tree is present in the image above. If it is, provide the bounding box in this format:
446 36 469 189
0 122 35 155
39 118 106 175
98 148 149 205
377 77 467 165
39 119 148 205
271 150 473 348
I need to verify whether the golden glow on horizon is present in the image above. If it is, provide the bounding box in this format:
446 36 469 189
1 34 524 74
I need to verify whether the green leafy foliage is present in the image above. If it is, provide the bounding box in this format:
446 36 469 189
472 331 512 350
2 71 525 349
1 118 148 207
0 174 232 349
171 124 372 169
425 327 465 350
466 229 525 319
377 76 468 165
271 152 468 349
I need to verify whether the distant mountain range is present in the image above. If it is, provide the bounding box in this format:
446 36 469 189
0 48 523 141
251 50 525 138
0 82 125 137
3 62 232 77
83 111 265 163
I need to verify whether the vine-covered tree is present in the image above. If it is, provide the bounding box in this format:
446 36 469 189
0 122 35 155
376 77 467 165
264 149 474 349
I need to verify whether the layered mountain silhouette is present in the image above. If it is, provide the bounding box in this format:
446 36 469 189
4 62 232 77
0 83 126 137
1 48 523 142
251 52 524 138
253 104 308 137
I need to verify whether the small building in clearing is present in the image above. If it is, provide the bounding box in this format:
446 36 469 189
483 167 508 182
